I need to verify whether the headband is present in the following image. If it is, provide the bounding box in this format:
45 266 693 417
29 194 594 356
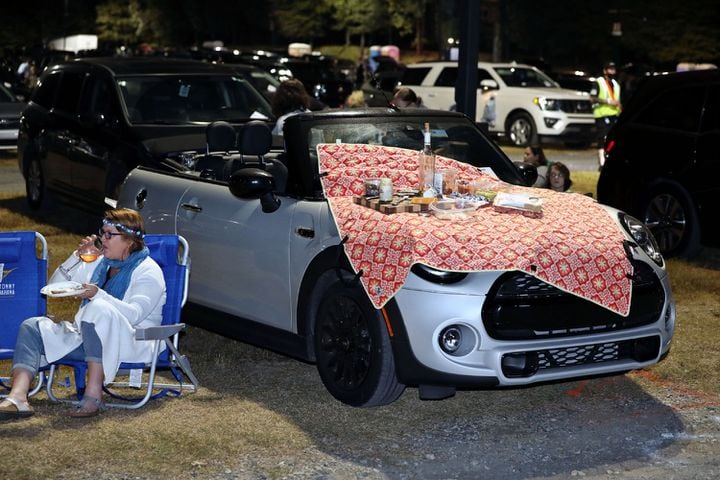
103 218 145 238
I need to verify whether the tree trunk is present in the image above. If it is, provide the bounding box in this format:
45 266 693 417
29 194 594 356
415 16 422 55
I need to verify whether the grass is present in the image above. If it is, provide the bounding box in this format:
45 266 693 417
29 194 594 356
1 175 719 478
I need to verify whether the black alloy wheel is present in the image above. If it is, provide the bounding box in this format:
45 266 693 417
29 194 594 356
25 155 46 210
313 279 404 407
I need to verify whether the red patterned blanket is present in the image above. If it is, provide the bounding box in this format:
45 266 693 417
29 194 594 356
318 143 633 316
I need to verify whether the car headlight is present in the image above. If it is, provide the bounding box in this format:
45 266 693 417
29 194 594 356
410 264 468 284
620 213 664 266
533 96 559 111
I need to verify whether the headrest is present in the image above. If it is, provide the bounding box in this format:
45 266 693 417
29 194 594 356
239 121 272 156
206 121 237 152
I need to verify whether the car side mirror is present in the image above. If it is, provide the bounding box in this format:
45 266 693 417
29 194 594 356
480 79 498 91
228 168 281 213
514 161 538 187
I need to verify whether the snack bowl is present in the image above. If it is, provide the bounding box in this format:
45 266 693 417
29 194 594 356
429 198 486 220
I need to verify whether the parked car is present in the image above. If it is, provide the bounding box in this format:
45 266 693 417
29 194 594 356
597 68 720 258
226 63 281 102
281 55 354 108
0 82 24 151
17 57 273 212
399 61 595 147
547 69 596 94
117 108 674 407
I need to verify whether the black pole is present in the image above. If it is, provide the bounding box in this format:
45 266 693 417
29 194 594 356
455 0 480 121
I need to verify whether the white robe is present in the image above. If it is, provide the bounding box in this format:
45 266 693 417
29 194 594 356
38 252 166 383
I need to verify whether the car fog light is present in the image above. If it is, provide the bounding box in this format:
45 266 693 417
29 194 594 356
544 117 559 128
439 326 462 353
438 324 477 357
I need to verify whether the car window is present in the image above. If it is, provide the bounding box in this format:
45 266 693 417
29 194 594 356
31 71 62 109
79 75 119 120
401 67 432 86
700 85 720 133
434 67 494 88
635 86 705 132
477 69 494 86
304 117 517 181
54 71 86 114
0 84 16 102
117 75 273 124
493 67 557 88
436 67 458 87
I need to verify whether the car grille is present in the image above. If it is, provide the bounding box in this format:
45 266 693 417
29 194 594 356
501 335 661 378
0 119 20 129
558 99 593 114
482 261 665 340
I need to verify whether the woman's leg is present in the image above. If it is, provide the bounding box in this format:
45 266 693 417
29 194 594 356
65 322 105 416
3 317 46 404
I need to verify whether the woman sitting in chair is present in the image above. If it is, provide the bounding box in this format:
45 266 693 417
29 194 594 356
0 208 166 419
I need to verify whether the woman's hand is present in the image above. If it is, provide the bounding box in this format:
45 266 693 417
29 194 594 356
78 234 99 251
77 284 99 300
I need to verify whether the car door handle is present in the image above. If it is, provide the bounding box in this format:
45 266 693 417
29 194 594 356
181 203 202 213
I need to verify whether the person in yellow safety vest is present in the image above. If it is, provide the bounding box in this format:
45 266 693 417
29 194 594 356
590 61 621 169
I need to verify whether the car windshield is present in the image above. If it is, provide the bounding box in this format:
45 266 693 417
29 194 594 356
0 84 16 102
302 115 520 183
493 67 559 88
117 75 273 124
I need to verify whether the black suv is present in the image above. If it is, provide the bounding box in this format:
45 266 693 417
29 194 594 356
17 57 273 212
597 69 720 257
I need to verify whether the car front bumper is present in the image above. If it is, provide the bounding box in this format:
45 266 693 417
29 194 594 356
390 267 674 387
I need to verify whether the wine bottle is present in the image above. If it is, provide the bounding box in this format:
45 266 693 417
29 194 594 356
418 122 436 196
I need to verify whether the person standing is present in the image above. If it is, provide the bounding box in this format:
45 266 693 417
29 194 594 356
590 61 621 169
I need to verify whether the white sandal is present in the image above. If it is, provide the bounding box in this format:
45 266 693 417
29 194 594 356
0 397 35 420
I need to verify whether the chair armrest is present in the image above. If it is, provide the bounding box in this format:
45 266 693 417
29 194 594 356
134 323 186 341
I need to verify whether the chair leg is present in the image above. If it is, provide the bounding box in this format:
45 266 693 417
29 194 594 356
165 339 200 390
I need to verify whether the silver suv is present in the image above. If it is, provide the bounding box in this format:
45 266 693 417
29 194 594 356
400 61 595 147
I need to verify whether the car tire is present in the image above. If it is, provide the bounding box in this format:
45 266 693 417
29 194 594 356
507 112 537 147
641 182 701 258
313 277 405 407
24 152 49 210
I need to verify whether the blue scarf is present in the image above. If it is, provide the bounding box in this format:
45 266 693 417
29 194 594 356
81 247 150 307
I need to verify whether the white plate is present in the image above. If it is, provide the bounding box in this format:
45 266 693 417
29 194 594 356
41 281 87 298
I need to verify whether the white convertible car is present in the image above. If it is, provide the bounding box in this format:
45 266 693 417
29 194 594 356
117 108 675 407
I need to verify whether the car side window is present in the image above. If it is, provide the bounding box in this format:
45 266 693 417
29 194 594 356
31 72 61 108
635 86 705 132
436 67 458 87
477 69 493 87
400 67 432 86
700 85 720 133
54 71 87 114
79 75 119 121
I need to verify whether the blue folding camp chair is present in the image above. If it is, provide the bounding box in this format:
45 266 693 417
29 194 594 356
46 234 199 409
0 231 48 397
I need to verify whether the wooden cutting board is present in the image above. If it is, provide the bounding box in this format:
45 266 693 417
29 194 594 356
353 196 426 214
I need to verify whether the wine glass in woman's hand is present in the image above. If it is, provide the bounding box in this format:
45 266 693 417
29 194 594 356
58 235 103 279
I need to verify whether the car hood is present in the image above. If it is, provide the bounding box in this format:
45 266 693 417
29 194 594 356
505 86 591 99
318 143 634 316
